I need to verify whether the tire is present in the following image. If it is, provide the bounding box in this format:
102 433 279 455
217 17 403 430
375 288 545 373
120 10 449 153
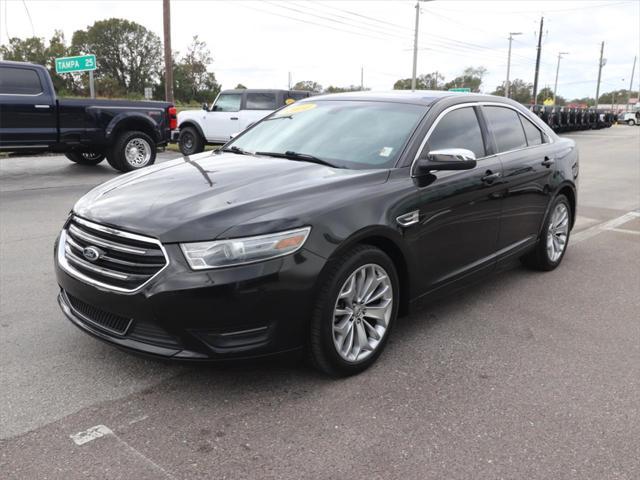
108 130 157 172
521 194 572 271
178 126 205 156
65 151 105 165
308 245 400 377
627 119 636 126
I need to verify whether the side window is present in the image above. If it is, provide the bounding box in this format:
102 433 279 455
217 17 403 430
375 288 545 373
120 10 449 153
426 107 485 159
287 91 310 101
519 114 544 146
246 92 277 110
212 94 241 112
483 106 527 152
0 67 43 95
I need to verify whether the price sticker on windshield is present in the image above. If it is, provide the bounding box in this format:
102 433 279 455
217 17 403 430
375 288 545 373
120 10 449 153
275 102 317 117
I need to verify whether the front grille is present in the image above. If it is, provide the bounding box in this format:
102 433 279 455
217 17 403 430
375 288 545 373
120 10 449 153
61 216 167 292
65 291 132 335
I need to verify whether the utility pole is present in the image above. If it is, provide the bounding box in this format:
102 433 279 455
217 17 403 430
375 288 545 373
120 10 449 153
553 51 569 105
627 56 636 111
411 2 420 91
505 32 522 98
532 16 544 104
162 0 174 103
361 65 364 90
288 72 292 89
595 41 605 110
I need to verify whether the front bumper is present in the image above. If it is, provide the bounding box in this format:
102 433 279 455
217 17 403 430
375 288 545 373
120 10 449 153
55 235 326 360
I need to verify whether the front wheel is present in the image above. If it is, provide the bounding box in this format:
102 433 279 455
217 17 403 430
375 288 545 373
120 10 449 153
308 245 399 376
65 151 105 165
521 194 572 271
109 131 157 172
627 119 637 126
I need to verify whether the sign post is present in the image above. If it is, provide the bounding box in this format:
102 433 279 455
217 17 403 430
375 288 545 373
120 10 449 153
55 54 97 98
448 87 471 93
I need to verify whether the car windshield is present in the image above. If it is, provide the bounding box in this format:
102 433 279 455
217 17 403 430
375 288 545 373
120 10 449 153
227 100 427 169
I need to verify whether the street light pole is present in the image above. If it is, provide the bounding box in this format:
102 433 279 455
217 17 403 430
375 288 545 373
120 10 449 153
627 55 637 111
595 41 605 110
553 51 569 105
505 32 522 98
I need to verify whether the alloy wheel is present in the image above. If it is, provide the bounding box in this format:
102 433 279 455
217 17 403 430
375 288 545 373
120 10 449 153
546 202 569 262
124 138 152 167
332 263 393 362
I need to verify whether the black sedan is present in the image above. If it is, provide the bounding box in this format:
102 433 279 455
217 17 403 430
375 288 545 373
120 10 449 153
54 91 579 376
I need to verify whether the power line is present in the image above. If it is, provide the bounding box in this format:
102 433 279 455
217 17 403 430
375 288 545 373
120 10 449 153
21 0 34 37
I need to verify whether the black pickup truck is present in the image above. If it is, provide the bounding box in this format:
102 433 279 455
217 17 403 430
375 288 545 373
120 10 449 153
0 60 176 172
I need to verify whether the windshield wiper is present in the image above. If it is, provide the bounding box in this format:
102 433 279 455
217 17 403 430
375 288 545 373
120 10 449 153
255 150 341 168
219 145 251 155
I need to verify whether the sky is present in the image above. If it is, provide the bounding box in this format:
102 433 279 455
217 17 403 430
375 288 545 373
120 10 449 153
1 0 639 99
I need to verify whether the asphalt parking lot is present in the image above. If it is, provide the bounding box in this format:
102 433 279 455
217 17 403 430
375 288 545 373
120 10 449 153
1 127 639 479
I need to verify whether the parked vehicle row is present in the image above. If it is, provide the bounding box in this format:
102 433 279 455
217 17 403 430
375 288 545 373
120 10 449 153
528 104 618 132
175 88 313 155
0 60 176 172
55 91 579 376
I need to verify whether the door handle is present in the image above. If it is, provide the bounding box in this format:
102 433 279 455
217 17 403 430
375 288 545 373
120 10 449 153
541 157 555 167
34 104 51 109
230 117 239 120
481 171 501 184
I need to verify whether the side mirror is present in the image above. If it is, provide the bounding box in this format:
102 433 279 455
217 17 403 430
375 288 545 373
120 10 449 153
414 148 477 176
202 103 208 111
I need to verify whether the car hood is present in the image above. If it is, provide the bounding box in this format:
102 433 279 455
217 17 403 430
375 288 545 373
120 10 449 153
73 152 389 243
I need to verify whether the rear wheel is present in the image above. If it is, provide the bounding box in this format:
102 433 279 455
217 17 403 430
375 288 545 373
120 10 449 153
178 126 205 156
521 194 572 271
627 119 636 126
65 151 105 165
108 131 156 172
308 245 399 376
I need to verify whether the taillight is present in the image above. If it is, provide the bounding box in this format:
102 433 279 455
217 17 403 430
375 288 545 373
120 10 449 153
168 106 177 130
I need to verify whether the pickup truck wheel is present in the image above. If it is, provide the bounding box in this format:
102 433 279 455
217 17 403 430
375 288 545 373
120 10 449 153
65 152 105 165
110 131 157 172
179 127 204 156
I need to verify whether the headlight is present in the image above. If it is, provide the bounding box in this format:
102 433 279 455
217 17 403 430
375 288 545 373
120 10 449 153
180 227 311 270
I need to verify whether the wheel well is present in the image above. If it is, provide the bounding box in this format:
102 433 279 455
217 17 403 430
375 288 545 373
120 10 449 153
357 236 410 316
180 122 205 139
558 185 576 229
111 119 157 143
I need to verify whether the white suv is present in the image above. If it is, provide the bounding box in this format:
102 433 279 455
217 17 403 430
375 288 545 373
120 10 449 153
175 89 312 155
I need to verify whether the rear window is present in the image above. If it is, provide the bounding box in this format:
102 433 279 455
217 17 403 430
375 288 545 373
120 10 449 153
246 92 277 110
0 67 43 95
483 106 527 153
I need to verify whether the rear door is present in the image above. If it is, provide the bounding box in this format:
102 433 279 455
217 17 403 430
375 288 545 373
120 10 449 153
409 105 504 290
481 105 554 254
0 65 57 147
202 92 242 142
240 91 278 131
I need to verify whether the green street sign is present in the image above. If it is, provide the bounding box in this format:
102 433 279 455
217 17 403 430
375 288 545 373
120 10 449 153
55 54 96 74
448 87 471 93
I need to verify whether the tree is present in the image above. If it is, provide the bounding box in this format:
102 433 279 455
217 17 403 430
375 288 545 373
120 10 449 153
567 97 595 107
444 66 487 93
235 83 247 89
71 18 162 95
491 79 532 104
598 89 640 105
393 72 444 90
324 85 367 93
292 80 323 93
536 87 565 105
179 36 219 102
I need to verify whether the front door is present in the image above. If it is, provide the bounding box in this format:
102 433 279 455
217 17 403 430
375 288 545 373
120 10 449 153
406 105 504 292
203 92 242 143
0 65 57 147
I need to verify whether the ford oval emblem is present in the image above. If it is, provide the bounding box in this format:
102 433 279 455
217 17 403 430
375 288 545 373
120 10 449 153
82 246 102 262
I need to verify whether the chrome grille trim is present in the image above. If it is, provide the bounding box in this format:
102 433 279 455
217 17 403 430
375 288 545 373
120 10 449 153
57 216 169 294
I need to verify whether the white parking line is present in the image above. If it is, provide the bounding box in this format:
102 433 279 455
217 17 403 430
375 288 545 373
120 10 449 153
571 210 640 244
70 424 177 479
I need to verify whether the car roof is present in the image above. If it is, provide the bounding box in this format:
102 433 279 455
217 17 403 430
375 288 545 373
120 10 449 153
299 90 516 107
220 89 309 95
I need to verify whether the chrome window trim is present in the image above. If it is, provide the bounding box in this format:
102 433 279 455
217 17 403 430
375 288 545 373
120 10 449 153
57 216 170 295
411 101 554 175
0 91 44 96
